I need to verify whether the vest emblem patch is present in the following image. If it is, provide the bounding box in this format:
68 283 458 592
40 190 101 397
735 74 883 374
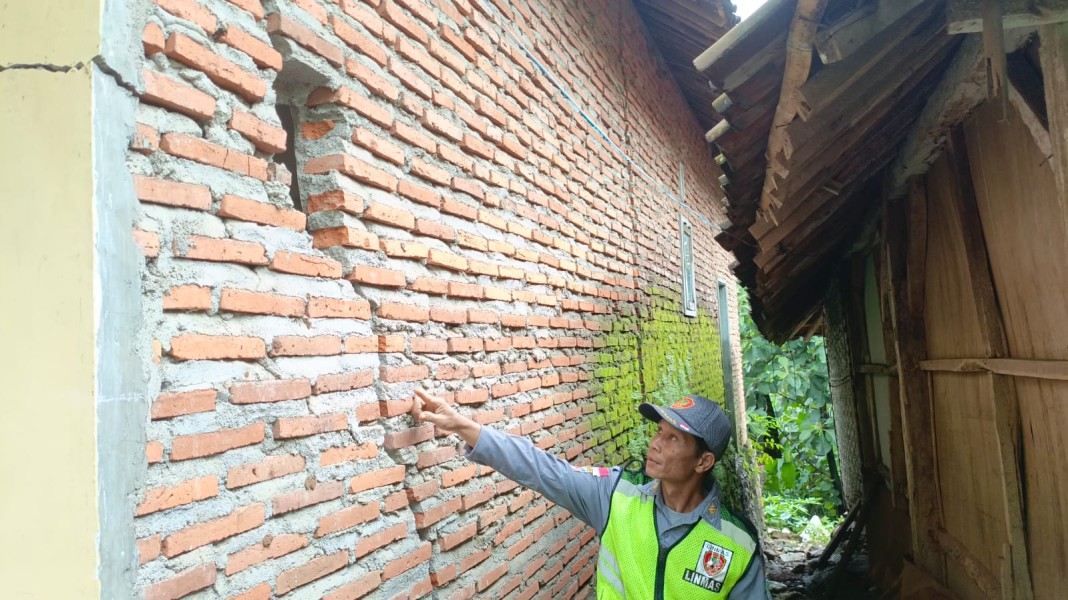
682 541 733 592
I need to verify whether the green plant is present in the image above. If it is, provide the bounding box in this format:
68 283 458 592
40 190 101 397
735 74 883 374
740 292 843 523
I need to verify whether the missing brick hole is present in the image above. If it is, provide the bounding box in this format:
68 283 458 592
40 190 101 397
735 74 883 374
275 104 303 212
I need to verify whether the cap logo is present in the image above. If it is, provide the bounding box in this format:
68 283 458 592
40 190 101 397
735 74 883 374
671 397 696 410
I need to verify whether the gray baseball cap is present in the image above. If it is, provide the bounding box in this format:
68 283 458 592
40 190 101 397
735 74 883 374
639 394 732 459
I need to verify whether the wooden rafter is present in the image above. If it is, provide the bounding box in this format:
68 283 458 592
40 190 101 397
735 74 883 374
947 0 1068 34
815 0 928 63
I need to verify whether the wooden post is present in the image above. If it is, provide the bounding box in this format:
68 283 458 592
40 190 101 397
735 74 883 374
944 129 1034 600
885 175 947 582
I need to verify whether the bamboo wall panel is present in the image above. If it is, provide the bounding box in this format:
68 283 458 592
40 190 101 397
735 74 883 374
923 153 1008 600
964 100 1068 599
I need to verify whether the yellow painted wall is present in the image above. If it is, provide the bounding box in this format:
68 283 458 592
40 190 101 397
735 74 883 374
0 1 102 597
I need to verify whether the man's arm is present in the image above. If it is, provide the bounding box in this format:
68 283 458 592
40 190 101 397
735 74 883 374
412 389 617 532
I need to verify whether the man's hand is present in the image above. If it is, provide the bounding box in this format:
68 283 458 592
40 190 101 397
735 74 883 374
412 389 482 447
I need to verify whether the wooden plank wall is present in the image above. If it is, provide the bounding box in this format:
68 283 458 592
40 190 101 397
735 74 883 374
902 97 1066 600
963 100 1068 600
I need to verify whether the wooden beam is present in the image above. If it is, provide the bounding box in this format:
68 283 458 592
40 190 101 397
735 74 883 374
948 0 1068 34
694 0 795 75
800 1 938 120
919 358 1068 380
887 27 1033 198
885 174 947 582
757 0 830 216
944 129 1034 600
1039 24 1068 223
815 0 927 63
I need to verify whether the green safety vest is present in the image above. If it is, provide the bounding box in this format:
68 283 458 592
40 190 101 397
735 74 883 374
597 478 757 599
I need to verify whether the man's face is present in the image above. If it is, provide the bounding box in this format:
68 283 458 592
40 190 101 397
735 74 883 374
645 420 712 483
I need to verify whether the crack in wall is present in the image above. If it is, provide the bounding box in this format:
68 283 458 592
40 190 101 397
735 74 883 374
0 61 87 73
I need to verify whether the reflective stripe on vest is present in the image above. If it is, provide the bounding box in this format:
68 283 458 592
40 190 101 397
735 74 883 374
597 479 756 599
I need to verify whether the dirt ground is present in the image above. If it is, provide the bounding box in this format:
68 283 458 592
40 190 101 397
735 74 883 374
765 529 883 600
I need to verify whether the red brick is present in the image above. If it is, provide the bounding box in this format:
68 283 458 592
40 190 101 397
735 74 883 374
377 302 429 322
273 413 348 439
348 265 406 288
157 0 217 32
455 388 490 405
304 154 397 192
461 548 491 574
312 227 380 251
271 335 343 357
414 219 455 241
331 14 387 67
146 441 164 463
175 233 267 263
346 57 400 100
143 23 165 56
314 369 374 395
448 338 483 353
172 423 266 461
391 120 436 152
219 26 282 70
219 288 304 317
384 490 409 513
353 127 405 165
160 133 268 180
230 583 271 600
408 277 448 295
164 33 267 101
132 123 160 154
230 379 311 404
308 297 370 319
273 480 344 515
363 202 415 229
316 502 380 537
270 250 343 278
137 475 218 516
152 388 216 419
218 194 305 228
163 503 265 557
277 551 349 595
301 120 335 140
345 336 378 353
414 498 461 529
306 189 364 215
308 87 394 128
227 454 306 489
436 364 470 380
140 69 216 121
170 334 265 361
411 158 450 185
380 364 429 384
228 110 287 154
134 175 211 210
383 424 434 449
427 249 468 272
421 110 462 142
447 281 482 299
397 180 441 208
379 1 429 43
383 541 431 580
324 570 382 600
442 464 478 489
227 0 264 19
144 563 216 600
138 535 162 565
133 229 160 257
267 13 344 66
355 523 407 557
320 442 377 466
349 466 405 493
461 485 494 511
162 285 212 312
477 562 508 592
226 534 307 576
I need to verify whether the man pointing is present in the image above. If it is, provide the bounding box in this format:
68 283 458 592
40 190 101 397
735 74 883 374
412 389 770 599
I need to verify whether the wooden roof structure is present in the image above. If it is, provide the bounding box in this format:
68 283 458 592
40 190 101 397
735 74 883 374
694 0 1022 342
633 0 739 132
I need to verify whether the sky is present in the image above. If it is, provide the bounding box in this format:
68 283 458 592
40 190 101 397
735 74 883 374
733 0 768 20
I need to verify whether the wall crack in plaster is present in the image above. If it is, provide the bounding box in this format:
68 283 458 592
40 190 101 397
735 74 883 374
0 62 87 73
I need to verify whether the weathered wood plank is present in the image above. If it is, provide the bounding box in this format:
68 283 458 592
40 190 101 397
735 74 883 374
886 176 947 582
1039 24 1068 222
919 358 1068 380
943 130 1034 600
930 528 1002 600
694 0 795 76
948 0 1068 34
815 0 927 63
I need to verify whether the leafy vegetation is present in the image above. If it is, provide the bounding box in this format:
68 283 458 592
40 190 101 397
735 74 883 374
740 292 843 534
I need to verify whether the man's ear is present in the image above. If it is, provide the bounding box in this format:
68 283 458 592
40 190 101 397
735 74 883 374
696 452 716 475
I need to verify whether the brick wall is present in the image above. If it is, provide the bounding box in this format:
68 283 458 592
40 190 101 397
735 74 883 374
128 0 740 598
